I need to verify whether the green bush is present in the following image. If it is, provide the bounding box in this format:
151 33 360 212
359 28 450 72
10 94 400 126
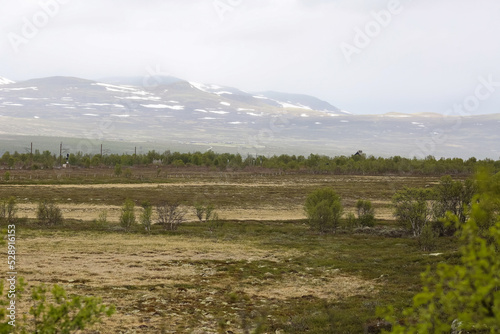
0 229 115 332
172 159 185 167
392 188 431 237
194 203 222 233
114 164 122 177
29 284 115 333
304 188 343 233
0 197 17 224
119 199 136 230
418 223 437 251
124 168 132 179
344 212 358 230
140 201 153 233
93 210 109 229
432 175 476 236
0 281 114 332
356 199 375 227
36 201 63 226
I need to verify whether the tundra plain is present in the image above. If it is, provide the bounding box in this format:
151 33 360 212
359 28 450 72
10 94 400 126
2 167 462 333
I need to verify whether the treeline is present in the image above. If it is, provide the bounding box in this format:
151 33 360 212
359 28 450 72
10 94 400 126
1 149 500 175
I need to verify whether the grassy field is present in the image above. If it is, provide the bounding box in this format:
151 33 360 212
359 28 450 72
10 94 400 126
3 168 463 333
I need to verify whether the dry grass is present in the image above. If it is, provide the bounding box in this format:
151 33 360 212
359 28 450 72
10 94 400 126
17 230 380 333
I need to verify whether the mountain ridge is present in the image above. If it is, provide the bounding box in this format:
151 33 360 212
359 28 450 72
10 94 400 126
0 75 499 159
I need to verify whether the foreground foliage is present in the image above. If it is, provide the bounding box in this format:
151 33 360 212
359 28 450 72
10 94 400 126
0 282 115 333
0 232 115 333
382 171 500 333
28 284 115 334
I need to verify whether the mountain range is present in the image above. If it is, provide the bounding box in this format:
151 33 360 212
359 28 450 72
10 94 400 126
0 75 499 159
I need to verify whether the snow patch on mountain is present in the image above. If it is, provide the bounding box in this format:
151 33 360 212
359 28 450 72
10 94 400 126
141 104 184 110
0 87 38 92
116 95 161 101
0 77 15 85
189 82 207 92
209 110 229 115
280 102 312 110
247 112 264 117
2 102 23 107
93 82 135 91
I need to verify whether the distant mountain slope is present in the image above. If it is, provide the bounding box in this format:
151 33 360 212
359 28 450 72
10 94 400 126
0 75 499 159
254 91 344 114
99 75 184 87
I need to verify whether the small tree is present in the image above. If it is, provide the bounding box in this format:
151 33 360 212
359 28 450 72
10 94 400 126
304 188 343 233
432 175 476 236
140 201 153 233
157 201 185 231
93 210 108 229
418 222 437 251
114 164 122 177
3 172 10 181
172 159 185 168
356 199 375 227
37 201 63 226
194 203 222 233
392 188 431 237
124 168 133 179
120 199 136 230
344 212 358 230
0 197 17 224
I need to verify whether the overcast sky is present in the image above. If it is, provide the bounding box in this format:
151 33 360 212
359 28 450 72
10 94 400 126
1 0 500 115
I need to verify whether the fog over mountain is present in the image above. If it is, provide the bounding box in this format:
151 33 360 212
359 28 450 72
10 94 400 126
0 75 499 159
